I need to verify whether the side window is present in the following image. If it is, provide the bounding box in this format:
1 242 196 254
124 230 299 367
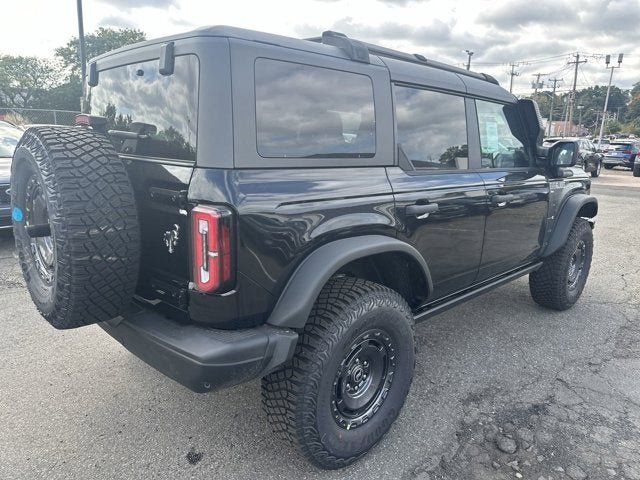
476 100 531 168
255 59 375 158
394 85 468 170
90 55 199 162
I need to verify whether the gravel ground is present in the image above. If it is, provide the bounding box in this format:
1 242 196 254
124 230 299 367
1 168 639 480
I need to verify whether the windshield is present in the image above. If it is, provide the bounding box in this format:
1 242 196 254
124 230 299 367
0 126 22 157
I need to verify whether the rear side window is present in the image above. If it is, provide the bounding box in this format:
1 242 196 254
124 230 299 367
90 55 199 162
255 59 375 158
476 100 530 168
394 85 468 170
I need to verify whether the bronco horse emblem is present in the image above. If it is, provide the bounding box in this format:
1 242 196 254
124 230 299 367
163 224 180 254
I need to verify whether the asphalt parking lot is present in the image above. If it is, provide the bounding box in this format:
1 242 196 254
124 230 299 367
1 168 639 480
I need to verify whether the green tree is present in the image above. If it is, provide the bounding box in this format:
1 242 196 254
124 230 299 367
625 82 640 124
55 27 146 75
574 86 629 128
0 55 61 108
51 28 146 112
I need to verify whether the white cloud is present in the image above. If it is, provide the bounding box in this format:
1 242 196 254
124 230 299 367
1 0 638 94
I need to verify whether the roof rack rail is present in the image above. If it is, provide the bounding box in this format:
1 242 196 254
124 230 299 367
307 31 500 86
319 31 370 63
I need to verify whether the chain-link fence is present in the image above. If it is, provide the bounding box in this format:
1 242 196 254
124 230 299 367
0 108 80 127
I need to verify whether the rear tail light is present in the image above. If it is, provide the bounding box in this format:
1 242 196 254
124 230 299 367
75 114 107 129
191 205 234 293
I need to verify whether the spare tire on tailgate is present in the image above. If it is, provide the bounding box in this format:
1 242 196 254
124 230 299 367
11 126 140 329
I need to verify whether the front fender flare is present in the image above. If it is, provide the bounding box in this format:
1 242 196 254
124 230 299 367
266 235 432 329
542 194 597 257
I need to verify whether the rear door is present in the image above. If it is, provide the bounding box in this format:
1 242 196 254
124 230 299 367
387 84 487 300
473 99 550 281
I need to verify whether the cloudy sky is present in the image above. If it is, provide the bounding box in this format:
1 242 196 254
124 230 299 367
3 0 639 95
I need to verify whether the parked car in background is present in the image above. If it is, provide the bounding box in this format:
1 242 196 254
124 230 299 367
0 123 24 229
602 140 639 170
544 137 602 177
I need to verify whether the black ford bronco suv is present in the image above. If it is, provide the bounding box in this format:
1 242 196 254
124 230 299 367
10 27 597 469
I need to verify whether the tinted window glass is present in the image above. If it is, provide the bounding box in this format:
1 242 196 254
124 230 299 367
394 86 468 170
90 55 199 161
255 59 375 158
476 100 530 168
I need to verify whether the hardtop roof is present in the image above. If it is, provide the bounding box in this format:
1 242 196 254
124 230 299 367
90 25 511 99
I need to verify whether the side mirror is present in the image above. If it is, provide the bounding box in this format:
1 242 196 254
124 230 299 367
548 141 578 167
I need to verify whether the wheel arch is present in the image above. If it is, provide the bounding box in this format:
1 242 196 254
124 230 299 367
542 194 597 257
266 235 432 329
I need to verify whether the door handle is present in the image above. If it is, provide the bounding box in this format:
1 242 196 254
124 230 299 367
490 194 517 207
405 203 439 219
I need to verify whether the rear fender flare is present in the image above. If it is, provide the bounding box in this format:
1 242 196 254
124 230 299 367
266 235 432 329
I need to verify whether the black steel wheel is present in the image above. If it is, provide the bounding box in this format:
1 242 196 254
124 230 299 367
262 276 415 469
331 328 396 430
567 240 587 291
24 174 55 284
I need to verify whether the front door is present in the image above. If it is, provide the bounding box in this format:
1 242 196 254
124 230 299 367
388 85 487 301
473 99 550 281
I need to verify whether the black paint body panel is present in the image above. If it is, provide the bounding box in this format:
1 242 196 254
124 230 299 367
93 26 596 334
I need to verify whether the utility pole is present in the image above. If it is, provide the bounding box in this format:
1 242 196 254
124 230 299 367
76 0 87 112
598 54 624 147
532 73 547 95
464 50 474 71
508 63 520 93
547 77 562 136
577 105 584 135
566 53 587 136
561 96 570 136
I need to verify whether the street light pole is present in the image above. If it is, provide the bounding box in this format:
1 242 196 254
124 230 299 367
76 0 87 112
597 54 623 148
464 50 474 71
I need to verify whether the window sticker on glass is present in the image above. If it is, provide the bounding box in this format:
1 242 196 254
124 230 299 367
483 119 500 152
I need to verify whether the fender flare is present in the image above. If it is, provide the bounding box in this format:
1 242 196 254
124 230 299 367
542 194 597 257
266 235 433 329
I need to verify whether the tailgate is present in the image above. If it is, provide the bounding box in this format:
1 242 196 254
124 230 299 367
123 159 193 310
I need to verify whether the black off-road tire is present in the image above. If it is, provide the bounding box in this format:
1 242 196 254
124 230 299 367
11 126 140 329
261 276 415 469
590 161 602 178
529 218 593 311
633 163 640 177
604 164 613 170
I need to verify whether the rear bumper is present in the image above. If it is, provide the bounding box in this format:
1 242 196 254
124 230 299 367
603 157 633 167
100 304 298 393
